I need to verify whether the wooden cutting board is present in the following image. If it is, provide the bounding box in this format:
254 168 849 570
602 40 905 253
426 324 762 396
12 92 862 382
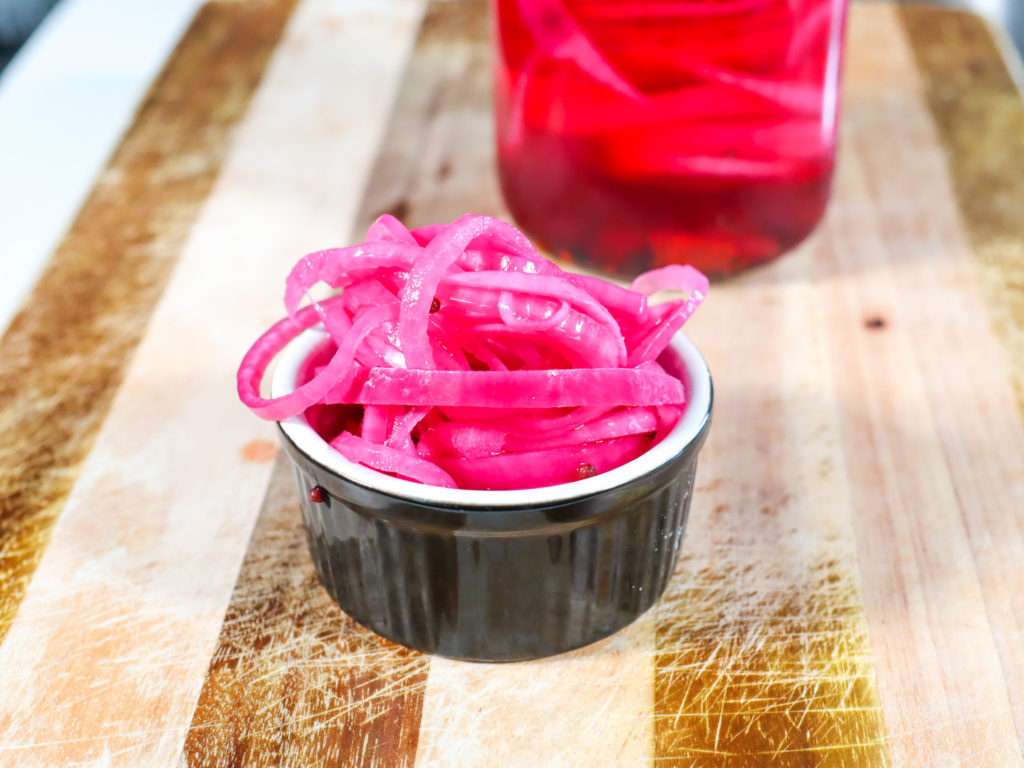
1 1 1023 765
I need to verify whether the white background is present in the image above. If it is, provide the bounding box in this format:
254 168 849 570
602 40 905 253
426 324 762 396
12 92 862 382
0 0 204 336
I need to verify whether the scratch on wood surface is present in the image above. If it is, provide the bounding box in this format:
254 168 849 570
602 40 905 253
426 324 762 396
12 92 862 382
654 552 888 767
651 226 891 766
0 0 299 644
182 458 428 768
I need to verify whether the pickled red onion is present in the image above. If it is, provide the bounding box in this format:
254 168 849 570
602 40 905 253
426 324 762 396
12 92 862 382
237 214 706 490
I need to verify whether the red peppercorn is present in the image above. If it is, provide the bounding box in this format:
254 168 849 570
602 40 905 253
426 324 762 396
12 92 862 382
430 298 441 313
308 486 326 503
576 463 597 480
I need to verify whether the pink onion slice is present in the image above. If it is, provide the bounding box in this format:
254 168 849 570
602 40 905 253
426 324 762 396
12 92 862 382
238 303 395 420
330 431 457 487
628 265 710 365
516 0 644 102
434 435 653 491
504 407 659 452
398 215 538 369
237 214 707 490
366 213 417 244
385 406 429 454
325 366 685 408
284 241 417 319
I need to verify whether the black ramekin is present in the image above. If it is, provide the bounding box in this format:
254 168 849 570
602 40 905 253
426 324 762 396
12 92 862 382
272 330 712 662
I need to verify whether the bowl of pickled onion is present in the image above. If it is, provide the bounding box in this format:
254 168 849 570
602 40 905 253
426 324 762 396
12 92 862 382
238 214 712 661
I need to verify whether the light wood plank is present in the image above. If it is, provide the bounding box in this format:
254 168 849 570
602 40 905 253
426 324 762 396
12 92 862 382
415 617 655 766
821 5 1024 764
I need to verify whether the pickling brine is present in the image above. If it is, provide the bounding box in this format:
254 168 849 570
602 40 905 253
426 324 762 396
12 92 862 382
492 0 849 278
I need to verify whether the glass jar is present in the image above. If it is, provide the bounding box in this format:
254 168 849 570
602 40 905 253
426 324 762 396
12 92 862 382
492 0 849 278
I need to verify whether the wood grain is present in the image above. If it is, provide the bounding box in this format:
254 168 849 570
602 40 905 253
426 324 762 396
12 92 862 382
0 1 424 765
0 0 298 645
820 130 1013 768
900 6 1024 412
183 458 428 768
356 0 506 231
653 242 888 766
901 6 1024 745
415 618 656 766
300 3 888 765
1 2 1023 766
835 7 1024 763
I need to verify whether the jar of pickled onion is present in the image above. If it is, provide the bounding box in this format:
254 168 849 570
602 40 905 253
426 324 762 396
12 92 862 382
491 0 849 278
